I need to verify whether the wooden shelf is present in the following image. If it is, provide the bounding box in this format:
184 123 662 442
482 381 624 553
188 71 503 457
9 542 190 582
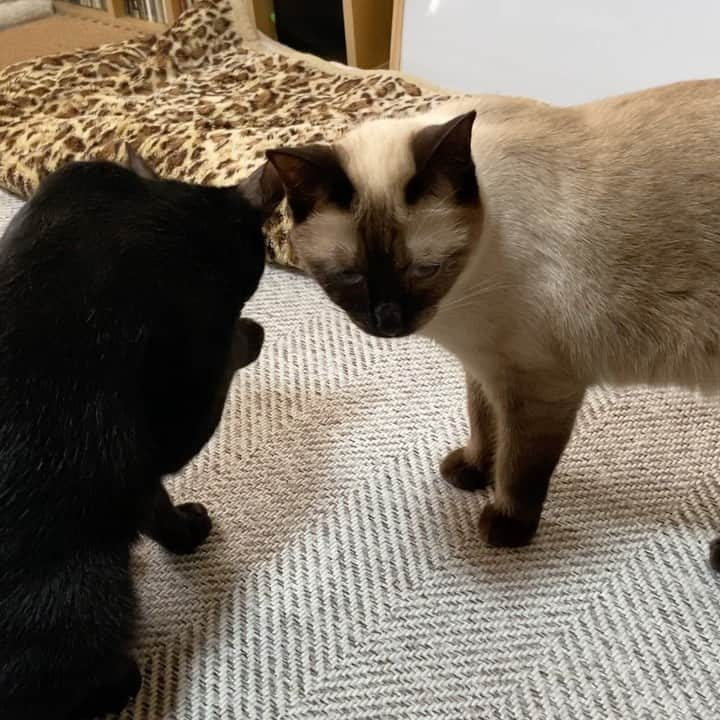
53 1 395 69
249 0 276 39
343 0 392 70
53 0 174 33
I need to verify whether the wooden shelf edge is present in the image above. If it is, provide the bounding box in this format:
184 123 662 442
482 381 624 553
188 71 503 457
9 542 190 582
343 0 392 70
389 0 404 70
251 0 277 40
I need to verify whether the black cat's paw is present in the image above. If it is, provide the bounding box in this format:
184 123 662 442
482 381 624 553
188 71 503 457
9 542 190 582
72 658 141 720
440 448 490 491
709 536 720 571
164 502 212 555
231 317 264 370
478 503 538 547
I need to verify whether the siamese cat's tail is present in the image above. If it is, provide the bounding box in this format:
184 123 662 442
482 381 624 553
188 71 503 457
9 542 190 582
709 537 720 571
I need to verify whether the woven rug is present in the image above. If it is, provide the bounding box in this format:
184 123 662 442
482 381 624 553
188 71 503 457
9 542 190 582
2 188 719 718
0 0 453 268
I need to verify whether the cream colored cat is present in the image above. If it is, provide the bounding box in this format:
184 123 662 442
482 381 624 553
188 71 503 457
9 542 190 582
260 79 720 566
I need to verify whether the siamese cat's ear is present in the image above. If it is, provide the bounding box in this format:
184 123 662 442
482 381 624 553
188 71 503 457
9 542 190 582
238 161 285 218
406 110 479 206
266 145 354 223
123 143 158 180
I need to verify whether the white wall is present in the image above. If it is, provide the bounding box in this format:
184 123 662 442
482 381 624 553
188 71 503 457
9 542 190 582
399 0 720 105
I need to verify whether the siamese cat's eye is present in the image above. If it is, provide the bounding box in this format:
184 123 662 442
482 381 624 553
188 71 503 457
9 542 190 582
337 271 364 286
411 263 441 279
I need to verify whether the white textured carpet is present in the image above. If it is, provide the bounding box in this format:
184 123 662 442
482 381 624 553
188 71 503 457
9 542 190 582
1 189 720 718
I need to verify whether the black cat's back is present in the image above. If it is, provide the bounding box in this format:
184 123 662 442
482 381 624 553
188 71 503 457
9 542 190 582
0 164 175 718
0 163 148 530
0 159 268 555
0 157 275 719
1 164 174 531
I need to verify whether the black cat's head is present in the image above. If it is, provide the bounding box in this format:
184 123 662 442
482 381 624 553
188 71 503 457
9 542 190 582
123 144 284 368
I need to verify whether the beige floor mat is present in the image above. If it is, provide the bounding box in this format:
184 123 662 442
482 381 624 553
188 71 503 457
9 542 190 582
2 185 720 718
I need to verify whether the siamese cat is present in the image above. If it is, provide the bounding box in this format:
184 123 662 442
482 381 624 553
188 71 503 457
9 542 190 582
262 79 720 568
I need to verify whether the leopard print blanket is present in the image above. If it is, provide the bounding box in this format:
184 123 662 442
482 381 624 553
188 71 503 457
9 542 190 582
0 0 454 267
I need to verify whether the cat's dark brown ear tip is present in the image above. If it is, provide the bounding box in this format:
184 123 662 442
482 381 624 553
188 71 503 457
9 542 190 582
239 161 285 218
264 148 298 176
123 143 158 181
264 148 307 191
446 110 477 137
265 145 337 179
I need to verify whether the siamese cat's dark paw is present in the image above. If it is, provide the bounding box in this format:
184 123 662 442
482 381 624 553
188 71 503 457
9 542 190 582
478 503 538 547
440 448 490 491
163 502 212 555
709 537 720 570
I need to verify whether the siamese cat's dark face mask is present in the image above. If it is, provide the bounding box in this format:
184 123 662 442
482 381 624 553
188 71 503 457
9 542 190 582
263 112 484 338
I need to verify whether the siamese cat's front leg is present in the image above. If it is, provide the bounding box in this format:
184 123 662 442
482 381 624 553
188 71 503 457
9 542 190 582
478 375 584 547
441 373 496 490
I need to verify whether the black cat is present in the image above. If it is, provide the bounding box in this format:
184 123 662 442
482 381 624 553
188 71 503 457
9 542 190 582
0 148 281 719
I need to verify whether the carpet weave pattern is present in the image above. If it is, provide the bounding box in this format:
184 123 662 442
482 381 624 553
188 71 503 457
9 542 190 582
1 190 719 718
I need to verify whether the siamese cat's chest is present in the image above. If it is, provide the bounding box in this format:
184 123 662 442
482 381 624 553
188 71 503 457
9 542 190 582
422 300 526 381
421 314 483 370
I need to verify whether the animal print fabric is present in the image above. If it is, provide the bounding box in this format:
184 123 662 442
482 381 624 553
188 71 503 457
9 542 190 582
0 0 453 268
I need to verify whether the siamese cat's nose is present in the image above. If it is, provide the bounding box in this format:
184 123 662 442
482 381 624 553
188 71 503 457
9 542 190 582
374 302 403 336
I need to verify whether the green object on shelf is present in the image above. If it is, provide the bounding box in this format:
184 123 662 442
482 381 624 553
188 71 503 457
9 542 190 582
270 11 276 25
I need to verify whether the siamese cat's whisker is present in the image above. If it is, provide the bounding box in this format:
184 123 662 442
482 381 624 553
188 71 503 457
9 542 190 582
438 284 519 311
438 293 534 317
418 192 462 211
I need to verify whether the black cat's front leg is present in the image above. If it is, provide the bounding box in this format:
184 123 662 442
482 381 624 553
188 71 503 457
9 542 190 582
155 317 265 475
70 654 141 720
142 484 212 555
229 317 264 372
195 317 264 448
441 373 496 491
479 378 584 547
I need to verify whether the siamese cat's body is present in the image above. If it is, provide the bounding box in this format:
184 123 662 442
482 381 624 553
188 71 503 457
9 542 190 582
263 79 720 566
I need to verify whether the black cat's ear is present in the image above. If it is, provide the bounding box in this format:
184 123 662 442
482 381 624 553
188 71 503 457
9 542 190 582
124 143 158 180
265 145 354 223
238 162 285 218
406 111 479 206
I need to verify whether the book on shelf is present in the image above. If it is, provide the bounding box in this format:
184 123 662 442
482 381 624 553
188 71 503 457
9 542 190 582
61 0 196 23
124 0 171 23
63 0 107 9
